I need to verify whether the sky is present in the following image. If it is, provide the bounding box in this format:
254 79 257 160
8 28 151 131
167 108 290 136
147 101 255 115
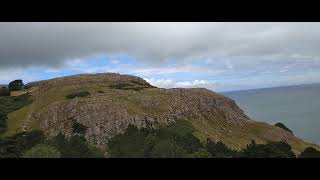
1 22 320 92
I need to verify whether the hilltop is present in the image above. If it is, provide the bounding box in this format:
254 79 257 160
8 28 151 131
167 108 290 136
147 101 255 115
1 73 319 155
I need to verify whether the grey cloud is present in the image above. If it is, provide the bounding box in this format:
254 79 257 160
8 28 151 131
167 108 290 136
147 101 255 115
1 22 320 68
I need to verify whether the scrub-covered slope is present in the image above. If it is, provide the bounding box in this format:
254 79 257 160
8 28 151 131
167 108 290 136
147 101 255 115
5 73 319 153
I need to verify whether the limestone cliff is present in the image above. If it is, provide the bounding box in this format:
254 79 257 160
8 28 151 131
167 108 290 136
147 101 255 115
12 73 318 153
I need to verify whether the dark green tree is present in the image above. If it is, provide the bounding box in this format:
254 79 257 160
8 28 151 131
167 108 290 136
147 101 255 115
150 139 189 158
8 80 24 91
275 123 293 134
0 87 10 96
47 133 104 158
0 112 7 131
299 147 320 158
175 132 203 153
241 140 296 158
206 139 235 158
72 120 87 135
0 130 45 158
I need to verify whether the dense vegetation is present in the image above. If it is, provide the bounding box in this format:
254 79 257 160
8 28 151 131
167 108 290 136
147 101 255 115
0 130 104 158
108 83 149 91
8 80 24 91
0 120 319 158
240 140 296 158
72 120 87 135
108 120 313 158
299 147 320 158
0 94 32 133
0 87 10 96
66 91 91 99
275 122 293 134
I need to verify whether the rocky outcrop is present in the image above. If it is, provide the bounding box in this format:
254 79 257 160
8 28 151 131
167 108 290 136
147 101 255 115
32 86 249 147
20 73 318 152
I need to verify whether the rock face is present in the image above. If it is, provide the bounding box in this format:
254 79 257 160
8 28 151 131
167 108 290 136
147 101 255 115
33 87 249 147
19 73 319 152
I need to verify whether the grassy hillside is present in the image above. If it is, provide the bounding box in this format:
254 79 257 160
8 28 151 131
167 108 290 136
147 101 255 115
2 73 319 155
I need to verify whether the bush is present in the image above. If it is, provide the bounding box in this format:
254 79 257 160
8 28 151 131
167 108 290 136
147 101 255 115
0 94 32 114
175 133 203 153
240 140 296 158
66 91 90 99
0 94 32 133
8 80 24 91
108 121 200 158
0 112 7 131
0 87 10 96
275 123 293 134
47 133 104 158
206 139 235 158
150 139 188 158
191 148 212 158
23 144 61 158
72 120 87 135
0 130 45 158
299 147 320 158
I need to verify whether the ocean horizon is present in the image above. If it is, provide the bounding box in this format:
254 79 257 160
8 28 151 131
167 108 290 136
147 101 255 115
224 83 320 144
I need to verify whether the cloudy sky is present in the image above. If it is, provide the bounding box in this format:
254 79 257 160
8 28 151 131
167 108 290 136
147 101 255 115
1 22 320 92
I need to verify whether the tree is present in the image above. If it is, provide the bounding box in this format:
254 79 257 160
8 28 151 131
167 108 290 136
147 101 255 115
150 139 189 158
241 140 296 158
47 133 104 158
0 130 45 158
299 147 320 158
206 139 235 158
0 87 10 96
8 80 24 91
0 111 7 131
275 123 293 134
175 132 203 153
72 120 87 135
23 144 61 158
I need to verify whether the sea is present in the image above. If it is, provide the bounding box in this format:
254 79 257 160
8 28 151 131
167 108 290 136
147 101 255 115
223 83 320 144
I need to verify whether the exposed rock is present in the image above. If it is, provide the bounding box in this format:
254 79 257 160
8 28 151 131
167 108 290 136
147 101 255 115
17 73 319 152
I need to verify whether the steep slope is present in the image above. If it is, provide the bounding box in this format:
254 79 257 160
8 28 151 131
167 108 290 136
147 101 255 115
4 73 319 153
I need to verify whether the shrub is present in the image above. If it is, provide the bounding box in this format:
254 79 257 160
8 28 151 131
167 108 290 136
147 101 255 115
299 147 320 158
0 94 32 133
0 112 7 131
108 121 199 158
175 132 203 153
275 123 293 134
191 148 212 158
72 120 87 135
47 133 104 158
0 87 10 96
0 130 45 158
23 144 61 158
241 140 296 158
66 91 90 99
150 139 188 158
206 139 235 158
8 80 24 91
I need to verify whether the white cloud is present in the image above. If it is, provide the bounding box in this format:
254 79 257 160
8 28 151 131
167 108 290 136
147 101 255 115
145 78 214 89
1 22 320 69
0 68 38 83
110 60 120 64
